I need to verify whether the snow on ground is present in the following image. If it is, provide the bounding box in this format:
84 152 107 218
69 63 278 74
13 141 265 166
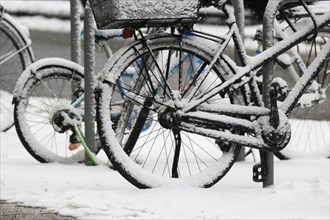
1 126 329 219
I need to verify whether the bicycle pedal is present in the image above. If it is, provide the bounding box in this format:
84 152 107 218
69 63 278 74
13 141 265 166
253 163 268 182
68 143 81 151
69 132 81 151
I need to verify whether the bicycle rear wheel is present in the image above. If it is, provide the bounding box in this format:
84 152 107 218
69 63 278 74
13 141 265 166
97 34 244 188
14 58 91 163
0 13 34 132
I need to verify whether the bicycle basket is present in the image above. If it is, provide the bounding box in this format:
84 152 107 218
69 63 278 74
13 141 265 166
89 0 201 29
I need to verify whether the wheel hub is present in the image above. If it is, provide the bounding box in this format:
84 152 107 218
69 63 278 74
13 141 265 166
50 107 82 133
51 110 72 133
158 107 181 130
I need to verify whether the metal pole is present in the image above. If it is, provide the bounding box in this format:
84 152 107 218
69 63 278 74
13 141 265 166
70 0 81 64
231 0 245 161
262 0 284 187
84 3 96 165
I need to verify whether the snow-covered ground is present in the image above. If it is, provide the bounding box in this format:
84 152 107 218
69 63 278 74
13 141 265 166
1 126 329 219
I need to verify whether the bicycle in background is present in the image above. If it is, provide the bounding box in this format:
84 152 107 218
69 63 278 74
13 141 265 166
0 5 34 132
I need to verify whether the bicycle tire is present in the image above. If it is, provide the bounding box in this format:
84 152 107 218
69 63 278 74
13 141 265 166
0 13 34 132
97 34 244 188
13 58 95 163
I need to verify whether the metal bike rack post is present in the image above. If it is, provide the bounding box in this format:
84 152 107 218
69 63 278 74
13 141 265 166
84 2 96 165
70 0 81 64
70 0 95 165
262 0 284 187
231 0 245 161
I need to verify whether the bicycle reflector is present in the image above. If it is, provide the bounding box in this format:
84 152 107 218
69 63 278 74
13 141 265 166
122 28 134 39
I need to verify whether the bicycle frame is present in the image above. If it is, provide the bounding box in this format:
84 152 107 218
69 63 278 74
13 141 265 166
185 6 329 111
149 2 330 151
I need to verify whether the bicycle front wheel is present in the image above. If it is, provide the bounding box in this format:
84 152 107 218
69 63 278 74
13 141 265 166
0 14 34 132
97 34 243 188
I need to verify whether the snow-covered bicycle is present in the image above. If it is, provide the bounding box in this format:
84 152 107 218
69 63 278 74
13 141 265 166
11 28 132 163
0 5 34 132
237 2 330 160
269 4 329 159
95 0 329 188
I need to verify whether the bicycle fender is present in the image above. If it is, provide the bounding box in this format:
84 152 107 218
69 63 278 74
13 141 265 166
12 58 84 103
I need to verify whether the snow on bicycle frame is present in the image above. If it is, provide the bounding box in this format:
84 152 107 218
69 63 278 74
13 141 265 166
98 0 329 152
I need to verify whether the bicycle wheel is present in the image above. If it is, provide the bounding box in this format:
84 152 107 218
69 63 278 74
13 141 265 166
97 34 244 188
14 58 91 163
0 13 34 132
273 7 330 159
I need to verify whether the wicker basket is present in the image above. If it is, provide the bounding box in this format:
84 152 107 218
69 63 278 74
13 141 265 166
90 0 201 29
